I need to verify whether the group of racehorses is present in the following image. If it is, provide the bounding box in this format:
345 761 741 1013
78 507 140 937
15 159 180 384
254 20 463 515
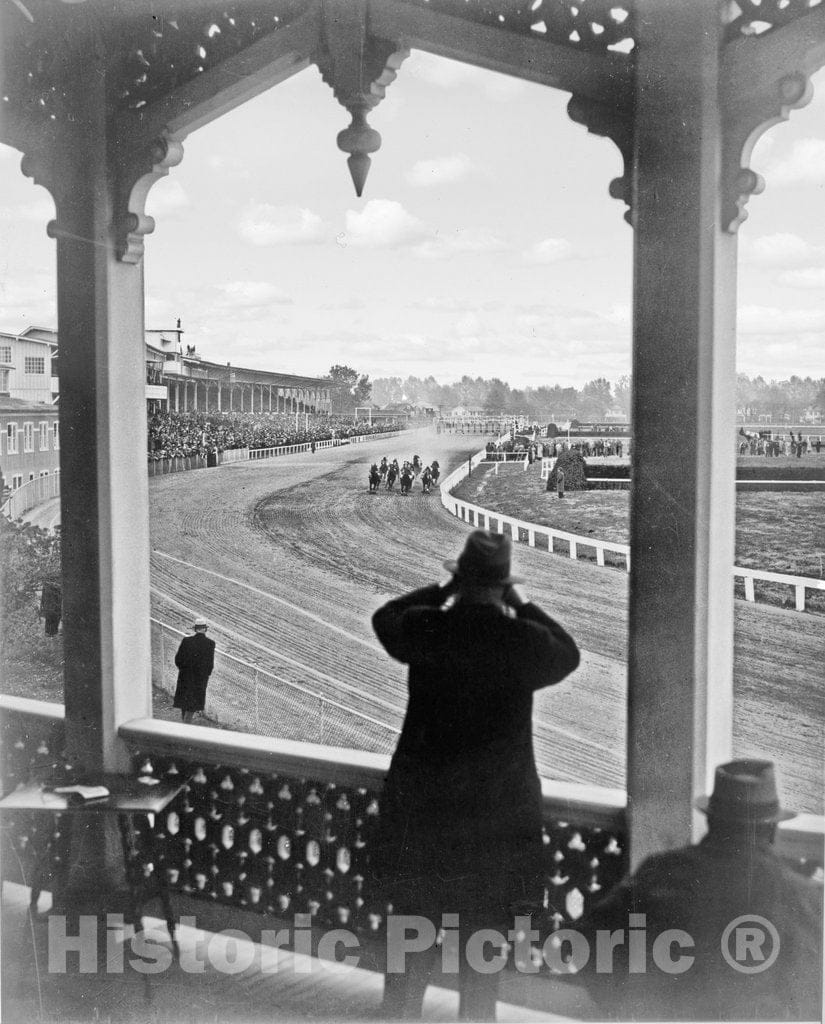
368 455 440 495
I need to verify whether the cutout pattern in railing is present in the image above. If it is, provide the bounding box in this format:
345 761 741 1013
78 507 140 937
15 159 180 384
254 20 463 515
128 754 627 936
0 707 70 890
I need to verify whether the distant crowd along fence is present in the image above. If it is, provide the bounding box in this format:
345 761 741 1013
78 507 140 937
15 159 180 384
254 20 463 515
151 618 400 752
147 429 407 477
442 447 825 613
0 471 60 522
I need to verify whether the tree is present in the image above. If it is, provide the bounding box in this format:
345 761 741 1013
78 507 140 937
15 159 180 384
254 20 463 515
578 378 613 421
326 365 371 413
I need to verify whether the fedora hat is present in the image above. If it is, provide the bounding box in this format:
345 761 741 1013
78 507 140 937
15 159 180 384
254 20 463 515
443 530 523 585
192 617 209 630
695 759 794 824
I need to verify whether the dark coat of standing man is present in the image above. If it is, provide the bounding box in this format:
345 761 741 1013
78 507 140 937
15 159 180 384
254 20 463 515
173 617 215 724
371 530 580 1022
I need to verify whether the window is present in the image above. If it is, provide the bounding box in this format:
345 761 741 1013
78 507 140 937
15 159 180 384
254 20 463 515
40 421 49 450
6 423 17 454
53 421 60 450
23 423 34 452
24 356 45 374
11 474 22 490
39 470 49 478
0 346 11 363
28 473 35 482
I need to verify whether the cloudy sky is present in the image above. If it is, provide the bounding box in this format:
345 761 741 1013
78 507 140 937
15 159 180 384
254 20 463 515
1 51 824 389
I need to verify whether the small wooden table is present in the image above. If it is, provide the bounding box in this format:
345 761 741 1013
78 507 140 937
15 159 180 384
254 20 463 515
0 773 186 954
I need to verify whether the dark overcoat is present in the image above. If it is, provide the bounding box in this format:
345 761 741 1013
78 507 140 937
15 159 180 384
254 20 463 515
578 836 824 1021
371 584 580 922
173 632 216 712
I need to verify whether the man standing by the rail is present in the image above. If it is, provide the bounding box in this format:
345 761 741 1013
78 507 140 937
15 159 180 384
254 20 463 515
173 616 216 724
371 530 580 1021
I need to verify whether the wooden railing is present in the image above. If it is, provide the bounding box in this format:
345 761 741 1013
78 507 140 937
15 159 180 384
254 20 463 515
1 697 821 951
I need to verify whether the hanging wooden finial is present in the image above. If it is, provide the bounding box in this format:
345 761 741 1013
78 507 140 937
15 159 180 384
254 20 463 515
337 106 381 197
315 0 408 197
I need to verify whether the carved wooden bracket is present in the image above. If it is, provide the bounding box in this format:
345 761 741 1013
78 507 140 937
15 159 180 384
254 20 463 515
566 94 635 227
115 134 185 263
721 72 812 233
315 0 408 196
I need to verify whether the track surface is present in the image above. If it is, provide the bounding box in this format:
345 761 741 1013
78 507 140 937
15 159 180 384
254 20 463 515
148 430 824 814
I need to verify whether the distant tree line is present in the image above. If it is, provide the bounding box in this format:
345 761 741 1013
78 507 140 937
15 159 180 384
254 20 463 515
370 374 633 422
325 366 825 423
737 374 825 422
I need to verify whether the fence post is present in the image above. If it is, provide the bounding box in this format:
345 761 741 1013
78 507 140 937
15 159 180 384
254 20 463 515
528 528 535 547
596 546 605 567
569 540 577 560
318 694 325 744
255 670 261 733
795 584 805 612
744 576 755 602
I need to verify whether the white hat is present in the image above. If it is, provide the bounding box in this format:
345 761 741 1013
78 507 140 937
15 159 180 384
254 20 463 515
193 617 209 630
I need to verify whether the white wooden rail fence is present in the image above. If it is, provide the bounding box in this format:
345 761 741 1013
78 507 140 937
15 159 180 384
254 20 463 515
442 447 825 612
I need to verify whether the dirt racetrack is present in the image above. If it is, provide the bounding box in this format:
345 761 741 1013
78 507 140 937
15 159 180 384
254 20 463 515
149 428 823 814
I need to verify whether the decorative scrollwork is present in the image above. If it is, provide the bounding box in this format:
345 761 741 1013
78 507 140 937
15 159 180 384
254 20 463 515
721 0 824 43
116 134 185 263
395 0 635 55
114 1 311 113
567 93 634 226
722 71 813 231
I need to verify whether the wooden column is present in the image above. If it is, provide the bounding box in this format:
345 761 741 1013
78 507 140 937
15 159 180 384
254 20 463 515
31 67 152 774
627 0 737 867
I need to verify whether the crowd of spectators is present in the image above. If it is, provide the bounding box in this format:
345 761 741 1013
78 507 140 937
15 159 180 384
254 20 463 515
147 411 403 460
738 429 823 457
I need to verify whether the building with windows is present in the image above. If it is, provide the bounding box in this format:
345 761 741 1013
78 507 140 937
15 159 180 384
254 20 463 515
2 324 334 416
0 327 58 405
0 395 60 494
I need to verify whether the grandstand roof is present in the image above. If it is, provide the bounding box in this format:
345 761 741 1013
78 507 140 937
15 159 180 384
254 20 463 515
186 357 335 390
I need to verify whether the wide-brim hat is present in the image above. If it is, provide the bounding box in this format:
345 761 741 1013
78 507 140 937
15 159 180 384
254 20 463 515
192 617 209 629
695 759 795 823
443 530 523 585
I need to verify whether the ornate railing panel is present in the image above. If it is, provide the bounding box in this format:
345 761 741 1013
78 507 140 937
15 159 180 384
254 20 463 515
2 700 821 954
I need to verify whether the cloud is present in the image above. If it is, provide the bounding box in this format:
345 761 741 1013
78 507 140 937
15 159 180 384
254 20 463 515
238 204 326 245
216 281 293 308
738 305 825 334
145 179 190 219
405 51 526 100
0 193 55 223
413 228 507 260
406 154 473 188
341 199 427 248
740 232 822 267
777 267 825 288
762 137 825 186
523 237 574 264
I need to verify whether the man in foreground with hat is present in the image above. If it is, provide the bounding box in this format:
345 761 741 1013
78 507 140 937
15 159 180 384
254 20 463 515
371 529 581 1021
173 617 216 724
576 759 823 1020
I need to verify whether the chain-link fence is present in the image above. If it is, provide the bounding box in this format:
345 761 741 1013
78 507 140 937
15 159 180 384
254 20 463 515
150 618 400 752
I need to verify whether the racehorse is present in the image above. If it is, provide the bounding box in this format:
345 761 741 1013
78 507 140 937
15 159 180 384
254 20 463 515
430 460 440 485
386 465 398 491
421 466 432 494
369 464 381 493
400 468 413 494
